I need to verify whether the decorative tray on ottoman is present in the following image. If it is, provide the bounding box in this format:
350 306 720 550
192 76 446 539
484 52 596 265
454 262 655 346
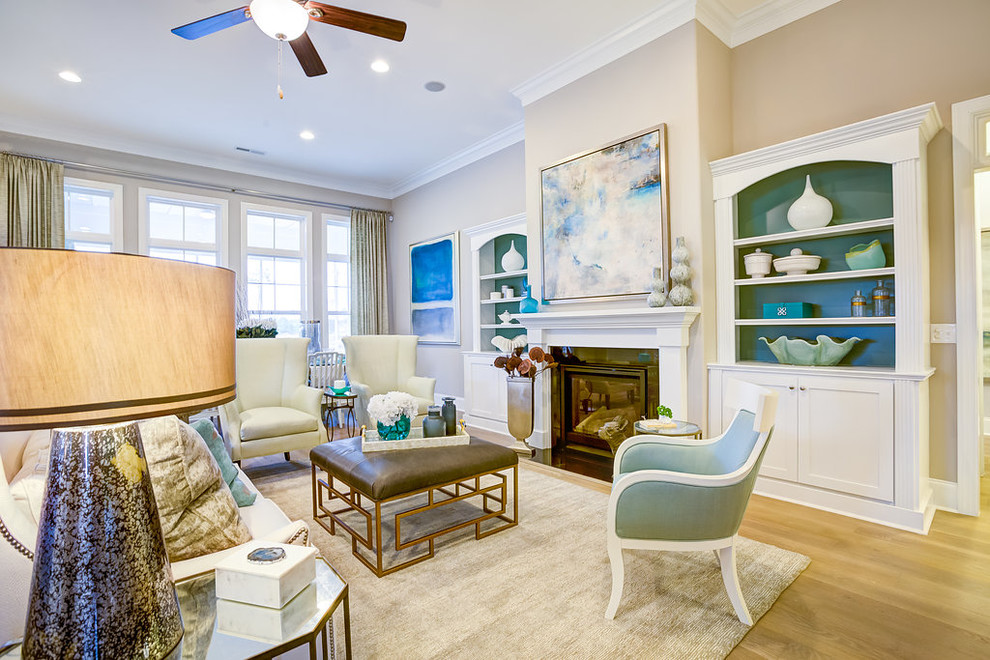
361 426 471 453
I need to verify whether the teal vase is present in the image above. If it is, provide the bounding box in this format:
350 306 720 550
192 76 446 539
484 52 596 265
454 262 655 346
519 284 539 314
377 415 411 440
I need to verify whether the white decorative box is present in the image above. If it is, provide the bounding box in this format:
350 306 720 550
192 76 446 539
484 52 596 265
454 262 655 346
361 426 470 453
217 582 318 643
214 541 317 609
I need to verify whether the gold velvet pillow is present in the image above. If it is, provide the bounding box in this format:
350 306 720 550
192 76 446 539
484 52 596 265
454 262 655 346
138 417 252 562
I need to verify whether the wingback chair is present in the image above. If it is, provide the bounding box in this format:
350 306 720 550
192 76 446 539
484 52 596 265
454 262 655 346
605 379 779 625
341 335 436 428
220 337 328 462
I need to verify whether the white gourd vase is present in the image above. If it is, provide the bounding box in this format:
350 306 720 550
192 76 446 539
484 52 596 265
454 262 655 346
786 175 833 231
647 267 667 307
500 241 525 272
668 236 694 306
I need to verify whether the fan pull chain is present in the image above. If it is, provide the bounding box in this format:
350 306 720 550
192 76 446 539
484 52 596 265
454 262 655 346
277 39 284 100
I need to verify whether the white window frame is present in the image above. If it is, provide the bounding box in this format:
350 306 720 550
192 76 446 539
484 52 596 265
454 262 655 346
322 211 351 351
64 177 123 252
138 187 229 266
240 201 313 335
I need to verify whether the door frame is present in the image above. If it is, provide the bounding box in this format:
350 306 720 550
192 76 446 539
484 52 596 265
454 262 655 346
951 94 990 516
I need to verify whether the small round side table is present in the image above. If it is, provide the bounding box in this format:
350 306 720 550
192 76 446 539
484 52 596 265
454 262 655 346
634 419 702 439
324 392 357 440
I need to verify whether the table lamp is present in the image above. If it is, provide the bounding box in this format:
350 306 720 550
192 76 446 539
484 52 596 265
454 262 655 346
0 248 236 659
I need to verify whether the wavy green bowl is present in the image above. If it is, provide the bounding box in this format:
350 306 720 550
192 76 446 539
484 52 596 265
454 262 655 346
845 239 885 270
759 335 861 366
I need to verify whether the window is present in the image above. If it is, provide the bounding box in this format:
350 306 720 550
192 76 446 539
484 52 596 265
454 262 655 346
138 188 227 265
64 178 123 252
324 214 350 351
242 203 311 337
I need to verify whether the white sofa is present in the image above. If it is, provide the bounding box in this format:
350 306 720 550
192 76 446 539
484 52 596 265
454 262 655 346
0 426 308 645
342 334 436 428
220 337 328 462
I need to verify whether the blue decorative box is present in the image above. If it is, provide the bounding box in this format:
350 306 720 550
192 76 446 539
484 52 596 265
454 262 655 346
763 302 814 319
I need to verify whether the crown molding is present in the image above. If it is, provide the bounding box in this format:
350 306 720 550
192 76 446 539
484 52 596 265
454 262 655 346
511 0 846 107
511 0 698 107
0 113 394 199
389 121 525 199
728 0 842 46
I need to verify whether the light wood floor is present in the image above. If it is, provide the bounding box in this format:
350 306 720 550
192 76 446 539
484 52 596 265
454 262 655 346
519 458 990 658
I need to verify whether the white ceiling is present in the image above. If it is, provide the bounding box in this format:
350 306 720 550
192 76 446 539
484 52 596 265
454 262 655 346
0 0 786 199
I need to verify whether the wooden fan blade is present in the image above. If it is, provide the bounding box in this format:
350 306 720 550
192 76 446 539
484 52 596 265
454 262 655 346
304 2 406 41
172 6 250 40
290 32 328 77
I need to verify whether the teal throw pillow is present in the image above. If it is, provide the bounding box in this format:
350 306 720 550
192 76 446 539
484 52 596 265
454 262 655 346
191 419 257 507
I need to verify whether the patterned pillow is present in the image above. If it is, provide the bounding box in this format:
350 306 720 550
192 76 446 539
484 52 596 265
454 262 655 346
139 417 252 562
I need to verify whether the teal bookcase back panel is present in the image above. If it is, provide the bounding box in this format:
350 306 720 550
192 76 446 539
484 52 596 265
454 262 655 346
735 229 893 278
493 234 527 273
737 161 893 239
738 277 895 319
739 324 894 368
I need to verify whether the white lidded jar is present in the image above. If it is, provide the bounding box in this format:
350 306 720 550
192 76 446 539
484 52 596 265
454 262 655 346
786 175 833 231
743 248 773 278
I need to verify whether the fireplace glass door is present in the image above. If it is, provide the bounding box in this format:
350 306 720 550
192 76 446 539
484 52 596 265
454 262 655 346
560 365 648 453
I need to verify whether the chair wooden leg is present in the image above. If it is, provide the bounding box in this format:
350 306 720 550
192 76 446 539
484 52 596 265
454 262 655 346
284 451 291 461
718 542 753 625
605 537 624 619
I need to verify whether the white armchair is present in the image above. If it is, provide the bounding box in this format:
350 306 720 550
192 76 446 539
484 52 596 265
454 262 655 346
220 337 328 462
342 335 436 428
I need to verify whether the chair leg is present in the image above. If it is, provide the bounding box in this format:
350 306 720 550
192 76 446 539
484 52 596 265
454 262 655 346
284 451 291 461
718 543 753 625
605 537 624 619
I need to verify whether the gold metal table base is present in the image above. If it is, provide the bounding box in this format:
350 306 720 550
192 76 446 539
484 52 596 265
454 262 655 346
312 463 518 577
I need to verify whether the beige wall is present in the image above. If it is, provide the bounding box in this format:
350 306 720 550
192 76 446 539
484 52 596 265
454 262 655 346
388 142 526 398
731 0 990 480
523 22 731 424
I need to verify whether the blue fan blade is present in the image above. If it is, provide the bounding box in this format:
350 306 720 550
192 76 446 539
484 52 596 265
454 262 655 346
172 7 251 40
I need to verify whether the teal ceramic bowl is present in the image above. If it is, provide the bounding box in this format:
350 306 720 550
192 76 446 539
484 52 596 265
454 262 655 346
331 386 350 395
845 239 885 270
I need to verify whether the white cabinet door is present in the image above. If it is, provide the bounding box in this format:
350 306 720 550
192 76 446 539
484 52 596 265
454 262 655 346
465 355 507 423
718 370 799 481
797 375 894 501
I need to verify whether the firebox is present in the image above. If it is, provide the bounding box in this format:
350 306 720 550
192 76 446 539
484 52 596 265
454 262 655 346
550 347 658 455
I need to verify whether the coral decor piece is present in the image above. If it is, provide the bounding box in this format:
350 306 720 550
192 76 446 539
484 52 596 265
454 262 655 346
668 236 694 306
493 346 556 379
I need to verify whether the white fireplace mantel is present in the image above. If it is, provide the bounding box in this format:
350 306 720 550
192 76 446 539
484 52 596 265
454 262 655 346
515 306 699 450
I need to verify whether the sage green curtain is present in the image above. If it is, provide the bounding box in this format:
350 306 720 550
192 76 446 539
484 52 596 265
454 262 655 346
350 208 389 335
0 153 65 248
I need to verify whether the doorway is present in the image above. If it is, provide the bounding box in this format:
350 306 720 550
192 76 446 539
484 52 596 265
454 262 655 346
951 95 990 515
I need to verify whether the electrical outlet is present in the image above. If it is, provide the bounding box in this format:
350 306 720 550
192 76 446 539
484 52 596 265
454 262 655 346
930 324 957 343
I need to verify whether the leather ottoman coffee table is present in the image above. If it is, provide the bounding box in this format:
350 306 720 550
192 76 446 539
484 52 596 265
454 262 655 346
310 436 518 576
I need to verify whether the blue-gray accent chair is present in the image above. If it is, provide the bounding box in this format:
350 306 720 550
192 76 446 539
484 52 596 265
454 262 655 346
605 379 779 624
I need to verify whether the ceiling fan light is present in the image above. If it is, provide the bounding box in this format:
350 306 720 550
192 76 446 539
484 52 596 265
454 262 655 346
250 0 310 41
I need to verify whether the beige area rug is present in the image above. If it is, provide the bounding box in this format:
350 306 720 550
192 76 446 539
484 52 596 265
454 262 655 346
246 458 809 660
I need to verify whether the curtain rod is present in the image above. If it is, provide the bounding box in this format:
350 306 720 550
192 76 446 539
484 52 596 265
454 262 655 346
3 150 383 215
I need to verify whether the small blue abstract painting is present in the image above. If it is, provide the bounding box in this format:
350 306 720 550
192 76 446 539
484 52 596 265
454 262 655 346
410 232 459 344
541 125 669 302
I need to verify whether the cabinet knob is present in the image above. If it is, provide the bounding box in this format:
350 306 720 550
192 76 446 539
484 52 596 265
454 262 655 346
788 386 795 390
799 386 807 391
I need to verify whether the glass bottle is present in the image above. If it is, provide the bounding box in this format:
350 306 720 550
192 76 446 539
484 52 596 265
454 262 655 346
423 406 446 438
850 289 867 317
871 279 892 317
441 396 457 435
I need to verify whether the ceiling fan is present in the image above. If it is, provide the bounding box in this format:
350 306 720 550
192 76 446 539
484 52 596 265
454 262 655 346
172 0 407 78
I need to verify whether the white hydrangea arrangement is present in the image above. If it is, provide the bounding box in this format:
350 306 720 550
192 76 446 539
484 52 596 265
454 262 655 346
367 391 419 426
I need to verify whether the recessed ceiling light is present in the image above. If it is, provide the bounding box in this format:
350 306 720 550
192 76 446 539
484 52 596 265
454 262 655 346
299 130 315 140
424 81 446 93
370 59 390 73
58 70 82 83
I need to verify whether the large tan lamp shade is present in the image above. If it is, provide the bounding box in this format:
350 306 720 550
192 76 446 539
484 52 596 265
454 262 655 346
0 248 236 659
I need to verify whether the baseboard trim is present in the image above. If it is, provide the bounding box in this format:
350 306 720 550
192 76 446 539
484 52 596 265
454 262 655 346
754 476 934 534
930 478 960 513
